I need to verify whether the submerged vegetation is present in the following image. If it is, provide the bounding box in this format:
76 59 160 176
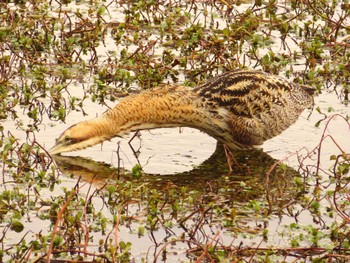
0 0 350 262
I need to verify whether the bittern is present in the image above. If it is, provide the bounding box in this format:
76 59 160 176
49 70 315 155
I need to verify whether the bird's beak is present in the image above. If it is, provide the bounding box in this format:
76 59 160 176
48 142 64 156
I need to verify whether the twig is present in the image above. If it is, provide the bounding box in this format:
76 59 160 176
46 187 78 263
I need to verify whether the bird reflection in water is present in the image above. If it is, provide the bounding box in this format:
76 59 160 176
51 142 302 209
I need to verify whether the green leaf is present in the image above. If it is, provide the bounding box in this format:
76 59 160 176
10 220 24 233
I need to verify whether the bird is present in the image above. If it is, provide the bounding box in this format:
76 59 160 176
49 69 315 155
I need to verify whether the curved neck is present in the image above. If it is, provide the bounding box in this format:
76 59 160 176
99 85 211 138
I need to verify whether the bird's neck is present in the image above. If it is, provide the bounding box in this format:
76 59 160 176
95 85 214 139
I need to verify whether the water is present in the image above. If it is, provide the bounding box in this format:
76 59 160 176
2 88 348 261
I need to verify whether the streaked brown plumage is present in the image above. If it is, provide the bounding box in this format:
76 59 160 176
49 70 315 155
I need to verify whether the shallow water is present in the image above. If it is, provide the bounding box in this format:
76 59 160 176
2 88 349 261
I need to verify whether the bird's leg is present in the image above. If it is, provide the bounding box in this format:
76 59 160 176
224 144 243 174
223 144 233 174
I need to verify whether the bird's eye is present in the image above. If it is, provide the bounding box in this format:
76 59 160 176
64 135 71 142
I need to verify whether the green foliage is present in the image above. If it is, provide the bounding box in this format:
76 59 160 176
131 163 143 179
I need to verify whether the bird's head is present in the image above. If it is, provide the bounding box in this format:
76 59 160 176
49 121 109 155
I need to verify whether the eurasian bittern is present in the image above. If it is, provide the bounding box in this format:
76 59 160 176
49 70 315 155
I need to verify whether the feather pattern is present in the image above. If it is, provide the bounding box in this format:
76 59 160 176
192 70 314 148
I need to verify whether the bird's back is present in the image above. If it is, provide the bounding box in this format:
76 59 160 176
193 70 315 149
